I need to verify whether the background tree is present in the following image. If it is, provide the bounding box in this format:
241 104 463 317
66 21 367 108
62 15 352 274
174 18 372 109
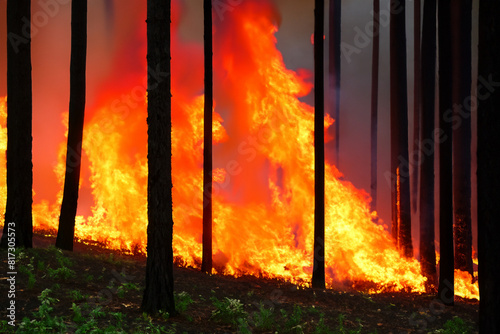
419 0 437 287
201 0 213 274
370 0 379 214
412 0 421 214
437 0 454 306
390 0 413 258
1 0 33 249
56 0 88 251
451 0 473 277
142 0 175 314
478 0 500 330
329 0 340 168
312 0 325 289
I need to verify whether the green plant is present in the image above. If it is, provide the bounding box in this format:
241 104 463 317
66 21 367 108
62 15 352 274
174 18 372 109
47 266 76 279
281 304 305 333
175 291 194 313
210 296 248 326
313 313 333 334
71 303 85 324
432 316 471 334
19 263 36 289
333 314 363 334
254 302 274 330
19 288 67 333
85 273 94 283
117 282 141 298
68 289 86 301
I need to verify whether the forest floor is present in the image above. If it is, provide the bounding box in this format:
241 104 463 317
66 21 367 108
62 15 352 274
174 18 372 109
0 234 479 334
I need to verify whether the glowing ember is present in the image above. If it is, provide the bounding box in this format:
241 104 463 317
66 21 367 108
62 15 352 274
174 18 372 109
0 1 479 299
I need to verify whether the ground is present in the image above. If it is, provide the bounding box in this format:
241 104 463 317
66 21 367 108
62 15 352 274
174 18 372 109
0 234 478 333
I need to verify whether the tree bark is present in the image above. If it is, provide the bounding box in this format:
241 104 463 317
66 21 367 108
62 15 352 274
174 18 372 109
370 0 379 214
412 0 421 214
142 0 175 315
451 0 473 277
437 0 454 306
329 0 340 168
201 0 213 274
56 0 87 252
390 0 413 258
312 0 325 289
1 0 33 249
478 2 500 331
419 0 437 288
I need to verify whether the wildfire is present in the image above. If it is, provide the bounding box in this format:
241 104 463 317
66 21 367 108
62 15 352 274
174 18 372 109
0 1 478 299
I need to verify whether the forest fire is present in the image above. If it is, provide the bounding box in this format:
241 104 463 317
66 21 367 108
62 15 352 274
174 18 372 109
0 2 478 300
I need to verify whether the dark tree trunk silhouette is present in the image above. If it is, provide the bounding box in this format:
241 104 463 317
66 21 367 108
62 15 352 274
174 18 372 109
312 0 325 289
370 0 379 213
390 0 413 258
56 0 88 251
201 0 213 274
419 0 437 288
142 0 175 315
412 0 421 214
1 0 33 249
451 0 473 277
478 1 500 330
437 0 454 306
329 0 340 167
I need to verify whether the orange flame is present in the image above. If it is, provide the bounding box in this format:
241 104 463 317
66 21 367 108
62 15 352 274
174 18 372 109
0 1 479 299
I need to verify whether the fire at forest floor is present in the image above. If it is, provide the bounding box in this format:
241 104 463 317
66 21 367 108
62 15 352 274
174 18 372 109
0 234 478 333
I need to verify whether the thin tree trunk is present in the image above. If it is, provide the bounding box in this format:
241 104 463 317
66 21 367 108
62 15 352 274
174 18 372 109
412 0 421 214
451 0 473 277
1 0 33 249
201 0 213 274
312 0 325 289
329 0 340 168
142 0 175 315
370 0 379 214
56 0 87 252
478 1 500 330
437 0 454 306
419 0 437 288
390 0 413 258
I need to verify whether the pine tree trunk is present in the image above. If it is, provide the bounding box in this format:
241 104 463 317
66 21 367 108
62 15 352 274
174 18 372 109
412 0 421 214
1 0 33 249
390 0 413 258
451 0 473 277
312 0 326 289
56 0 87 252
201 0 213 274
419 0 437 288
437 0 454 306
478 1 500 330
329 0 340 168
370 0 379 214
142 0 175 315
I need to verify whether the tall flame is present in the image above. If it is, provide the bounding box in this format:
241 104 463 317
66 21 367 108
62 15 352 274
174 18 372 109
0 1 478 299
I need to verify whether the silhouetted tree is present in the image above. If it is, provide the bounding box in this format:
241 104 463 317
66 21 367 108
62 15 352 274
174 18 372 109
478 1 500 330
437 0 454 306
390 0 413 258
419 0 437 288
1 0 33 249
412 0 421 214
201 0 213 274
329 0 340 167
370 0 379 213
142 0 175 315
451 0 473 277
56 0 88 252
312 0 326 289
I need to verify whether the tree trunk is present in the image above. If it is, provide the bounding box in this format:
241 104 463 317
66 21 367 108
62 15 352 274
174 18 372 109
419 0 437 288
329 0 340 168
142 0 175 315
1 0 33 249
451 0 473 277
201 0 213 274
412 0 421 214
312 0 325 289
390 0 413 258
370 0 379 214
56 0 87 252
478 1 500 330
437 0 454 306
